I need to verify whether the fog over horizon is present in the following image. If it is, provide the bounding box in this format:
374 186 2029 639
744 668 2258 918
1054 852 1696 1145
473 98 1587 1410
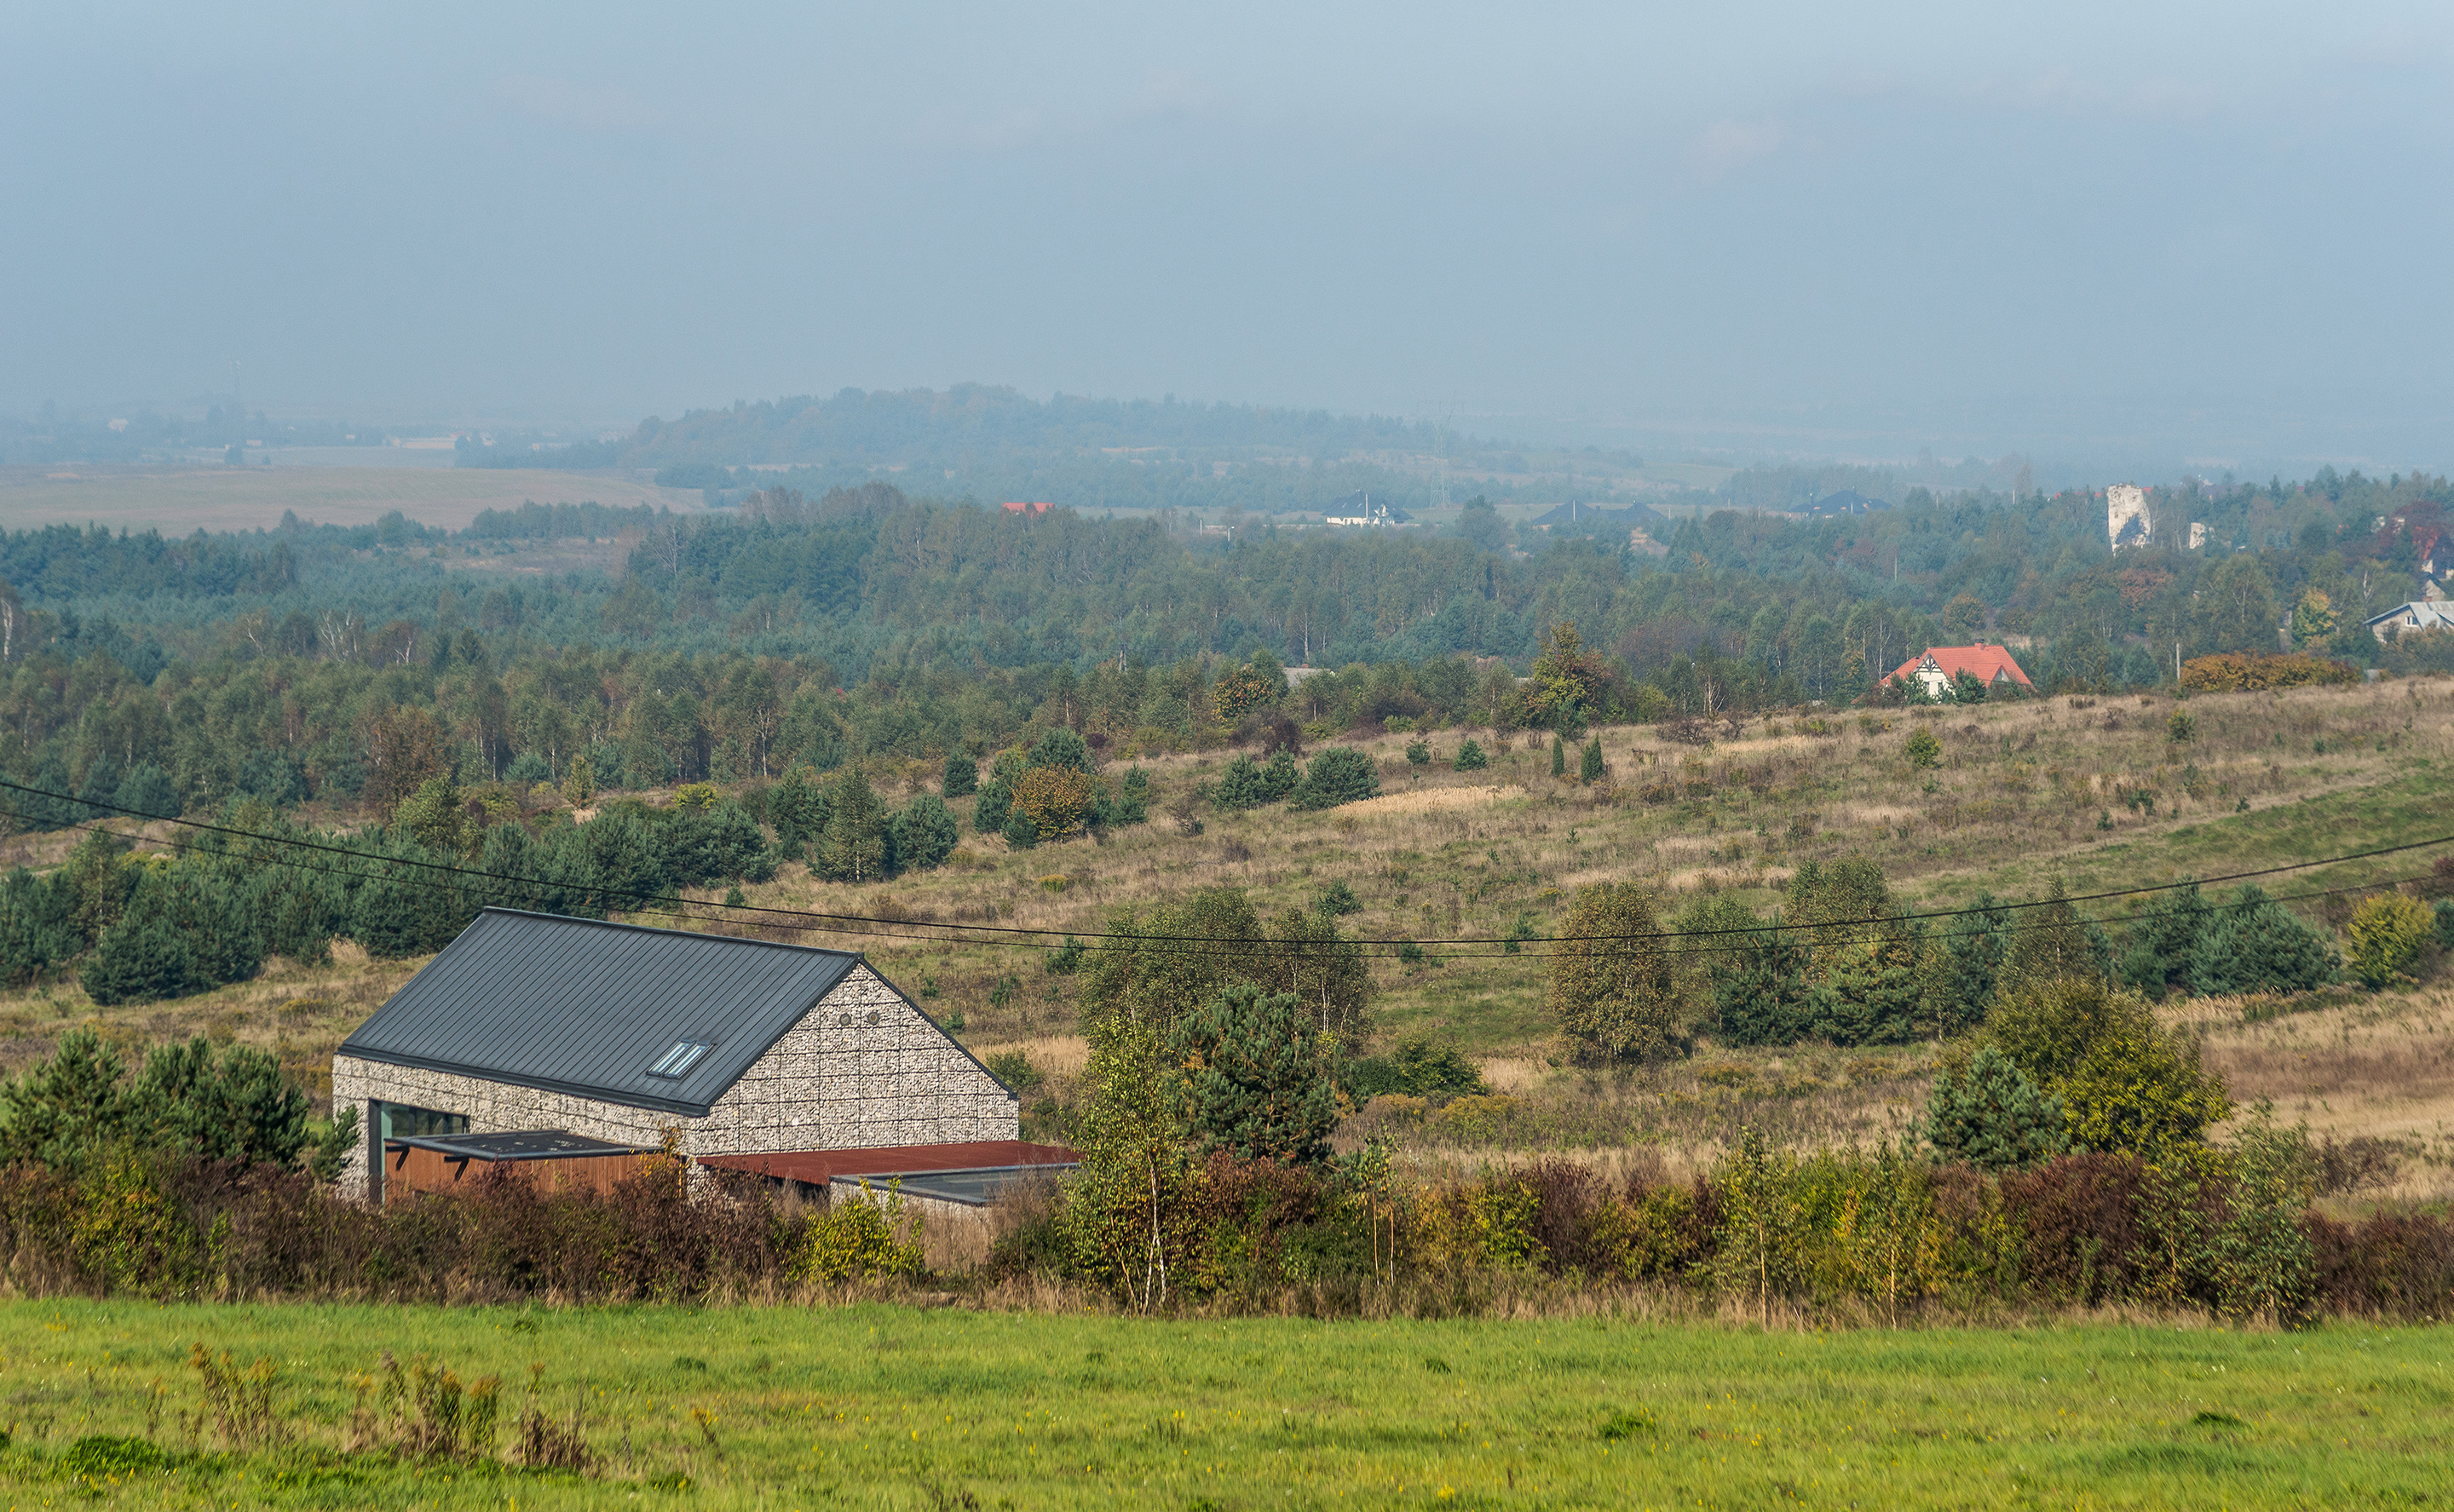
6 3 2451 479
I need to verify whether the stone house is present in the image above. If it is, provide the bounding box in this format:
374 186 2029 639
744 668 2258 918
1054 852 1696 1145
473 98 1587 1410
331 908 1022 1204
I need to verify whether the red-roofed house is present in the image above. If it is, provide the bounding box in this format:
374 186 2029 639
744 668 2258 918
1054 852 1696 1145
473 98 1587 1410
1000 500 1054 515
1887 641 2034 700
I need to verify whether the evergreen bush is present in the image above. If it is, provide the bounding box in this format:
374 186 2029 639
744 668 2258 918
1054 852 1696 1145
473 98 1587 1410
112 762 181 819
1114 767 1150 825
1453 739 1488 772
1167 983 1338 1164
971 778 1012 836
942 750 978 798
1288 747 1380 811
1917 1046 2068 1171
887 794 959 873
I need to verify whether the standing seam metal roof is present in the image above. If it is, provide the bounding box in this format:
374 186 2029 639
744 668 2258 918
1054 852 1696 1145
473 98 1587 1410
337 908 862 1117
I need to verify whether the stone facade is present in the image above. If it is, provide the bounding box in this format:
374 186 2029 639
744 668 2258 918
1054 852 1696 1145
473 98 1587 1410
333 963 1015 1201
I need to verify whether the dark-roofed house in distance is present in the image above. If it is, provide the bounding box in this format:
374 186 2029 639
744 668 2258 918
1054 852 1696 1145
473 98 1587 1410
331 909 1024 1204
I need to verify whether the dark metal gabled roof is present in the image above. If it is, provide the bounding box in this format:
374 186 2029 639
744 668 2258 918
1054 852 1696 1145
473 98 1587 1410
338 908 861 1118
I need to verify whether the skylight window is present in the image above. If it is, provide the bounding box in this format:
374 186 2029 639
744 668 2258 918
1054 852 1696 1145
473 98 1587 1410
648 1041 711 1079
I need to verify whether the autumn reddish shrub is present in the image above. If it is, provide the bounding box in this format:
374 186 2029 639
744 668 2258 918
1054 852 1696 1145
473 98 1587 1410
2000 1153 2150 1302
2308 1211 2454 1319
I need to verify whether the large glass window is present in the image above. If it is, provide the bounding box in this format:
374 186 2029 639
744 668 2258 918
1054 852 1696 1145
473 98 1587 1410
378 1103 469 1140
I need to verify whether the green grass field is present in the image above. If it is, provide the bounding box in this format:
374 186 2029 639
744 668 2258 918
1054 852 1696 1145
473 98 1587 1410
1 1300 2447 1509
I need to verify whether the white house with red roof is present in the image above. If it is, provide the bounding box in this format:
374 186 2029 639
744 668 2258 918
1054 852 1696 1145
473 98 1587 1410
1887 641 2034 700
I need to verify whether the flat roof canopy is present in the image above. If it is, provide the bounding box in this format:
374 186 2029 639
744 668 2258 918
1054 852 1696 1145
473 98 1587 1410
828 1164 1074 1207
700 1140 1076 1188
384 1130 654 1162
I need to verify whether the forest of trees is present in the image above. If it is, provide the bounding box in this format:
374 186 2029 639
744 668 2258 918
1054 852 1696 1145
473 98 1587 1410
0 466 2441 822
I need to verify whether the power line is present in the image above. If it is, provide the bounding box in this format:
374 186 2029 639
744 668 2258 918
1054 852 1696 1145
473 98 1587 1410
0 776 2440 963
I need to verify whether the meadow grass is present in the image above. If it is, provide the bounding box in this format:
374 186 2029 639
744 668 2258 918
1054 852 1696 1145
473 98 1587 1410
1 677 2449 1185
0 1299 2446 1508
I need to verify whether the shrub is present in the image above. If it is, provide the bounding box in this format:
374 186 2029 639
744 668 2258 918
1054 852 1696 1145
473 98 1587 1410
1404 737 1431 767
1344 1038 1484 1101
1453 739 1488 772
1999 1153 2149 1302
1315 879 1362 917
1904 728 1943 769
942 750 978 797
1289 747 1380 811
1580 736 1604 783
790 1181 924 1283
2177 651 2357 693
983 1049 1044 1093
1917 1046 2068 1171
2345 893 2435 988
2059 1020 2232 1160
1988 976 2230 1159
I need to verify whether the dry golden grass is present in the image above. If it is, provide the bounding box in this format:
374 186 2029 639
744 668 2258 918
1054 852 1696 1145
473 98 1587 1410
0 463 705 533
2192 980 2454 1201
1325 783 1526 818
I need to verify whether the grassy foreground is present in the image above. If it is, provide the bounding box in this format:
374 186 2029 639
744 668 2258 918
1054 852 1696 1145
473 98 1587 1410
0 1301 2446 1509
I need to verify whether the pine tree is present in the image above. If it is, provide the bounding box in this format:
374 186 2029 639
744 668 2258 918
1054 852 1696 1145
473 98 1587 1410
80 902 208 1005
2167 883 2335 996
1714 926 1811 1045
1580 736 1604 783
1551 733 1567 777
1454 739 1489 772
942 750 978 798
1114 767 1150 825
972 777 1012 836
1917 1045 2067 1171
1998 880 2111 995
1167 982 1338 1164
818 768 887 882
1210 753 1272 811
0 1026 128 1169
887 794 959 873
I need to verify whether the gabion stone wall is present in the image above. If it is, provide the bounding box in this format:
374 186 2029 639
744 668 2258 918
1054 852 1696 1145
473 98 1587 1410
332 964 1017 1200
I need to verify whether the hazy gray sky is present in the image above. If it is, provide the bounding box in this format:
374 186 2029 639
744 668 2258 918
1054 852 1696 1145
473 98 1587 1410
7 3 2450 470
